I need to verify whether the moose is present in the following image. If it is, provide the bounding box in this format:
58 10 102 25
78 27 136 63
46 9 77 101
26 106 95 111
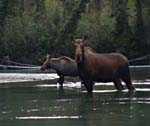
41 55 78 86
71 34 135 93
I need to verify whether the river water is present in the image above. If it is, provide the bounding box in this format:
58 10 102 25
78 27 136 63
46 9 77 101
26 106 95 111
0 67 150 126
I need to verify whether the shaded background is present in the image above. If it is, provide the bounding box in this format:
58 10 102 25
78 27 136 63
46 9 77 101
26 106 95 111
0 0 150 64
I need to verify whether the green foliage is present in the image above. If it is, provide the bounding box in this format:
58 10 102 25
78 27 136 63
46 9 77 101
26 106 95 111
61 0 78 16
54 0 89 57
0 0 150 64
0 0 7 31
76 12 116 53
111 0 135 58
142 0 150 51
1 11 55 64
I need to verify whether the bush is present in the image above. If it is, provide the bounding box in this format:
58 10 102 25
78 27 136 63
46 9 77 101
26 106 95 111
76 12 116 53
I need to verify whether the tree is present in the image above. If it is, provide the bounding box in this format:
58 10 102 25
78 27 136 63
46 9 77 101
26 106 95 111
61 0 77 16
54 0 89 56
91 0 101 11
112 0 129 35
0 0 9 32
36 0 46 15
112 0 134 57
134 0 147 56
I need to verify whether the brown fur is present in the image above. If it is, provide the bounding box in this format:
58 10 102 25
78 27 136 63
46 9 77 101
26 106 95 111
41 55 78 86
53 56 75 63
73 35 135 93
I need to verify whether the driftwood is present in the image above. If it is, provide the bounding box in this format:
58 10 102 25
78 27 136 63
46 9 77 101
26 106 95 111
0 56 39 70
129 55 150 65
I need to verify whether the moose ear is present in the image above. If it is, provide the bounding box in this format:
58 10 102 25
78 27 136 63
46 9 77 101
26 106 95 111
83 34 88 41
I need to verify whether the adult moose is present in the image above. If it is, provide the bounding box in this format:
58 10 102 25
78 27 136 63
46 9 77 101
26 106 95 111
41 55 78 86
71 34 135 93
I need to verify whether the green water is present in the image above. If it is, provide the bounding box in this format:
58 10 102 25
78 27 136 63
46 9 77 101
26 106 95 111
0 66 150 126
0 85 150 126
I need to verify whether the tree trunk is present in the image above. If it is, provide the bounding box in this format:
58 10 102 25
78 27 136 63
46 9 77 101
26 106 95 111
54 0 89 56
112 0 129 35
92 0 101 11
22 0 45 14
112 0 134 57
36 0 46 15
23 0 33 13
135 0 146 55
0 0 9 32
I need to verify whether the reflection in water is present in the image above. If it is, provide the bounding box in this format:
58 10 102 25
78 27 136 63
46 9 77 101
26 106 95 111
16 116 81 120
0 68 150 126
1 85 150 126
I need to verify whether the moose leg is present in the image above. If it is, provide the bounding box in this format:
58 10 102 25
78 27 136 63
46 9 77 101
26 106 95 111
121 76 135 90
113 79 124 91
80 80 85 91
81 80 84 85
84 80 94 93
119 65 135 90
58 76 64 86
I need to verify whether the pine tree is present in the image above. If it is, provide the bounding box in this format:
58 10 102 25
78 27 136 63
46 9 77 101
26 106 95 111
54 0 89 56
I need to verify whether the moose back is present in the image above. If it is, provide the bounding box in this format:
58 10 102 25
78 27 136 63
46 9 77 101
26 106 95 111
71 35 135 93
41 55 78 85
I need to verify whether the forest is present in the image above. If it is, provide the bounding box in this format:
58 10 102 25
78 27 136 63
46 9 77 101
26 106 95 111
0 0 150 64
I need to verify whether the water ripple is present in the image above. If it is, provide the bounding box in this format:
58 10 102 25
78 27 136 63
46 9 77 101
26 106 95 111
16 115 81 120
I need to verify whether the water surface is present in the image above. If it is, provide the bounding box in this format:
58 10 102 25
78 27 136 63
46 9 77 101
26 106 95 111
0 67 150 126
